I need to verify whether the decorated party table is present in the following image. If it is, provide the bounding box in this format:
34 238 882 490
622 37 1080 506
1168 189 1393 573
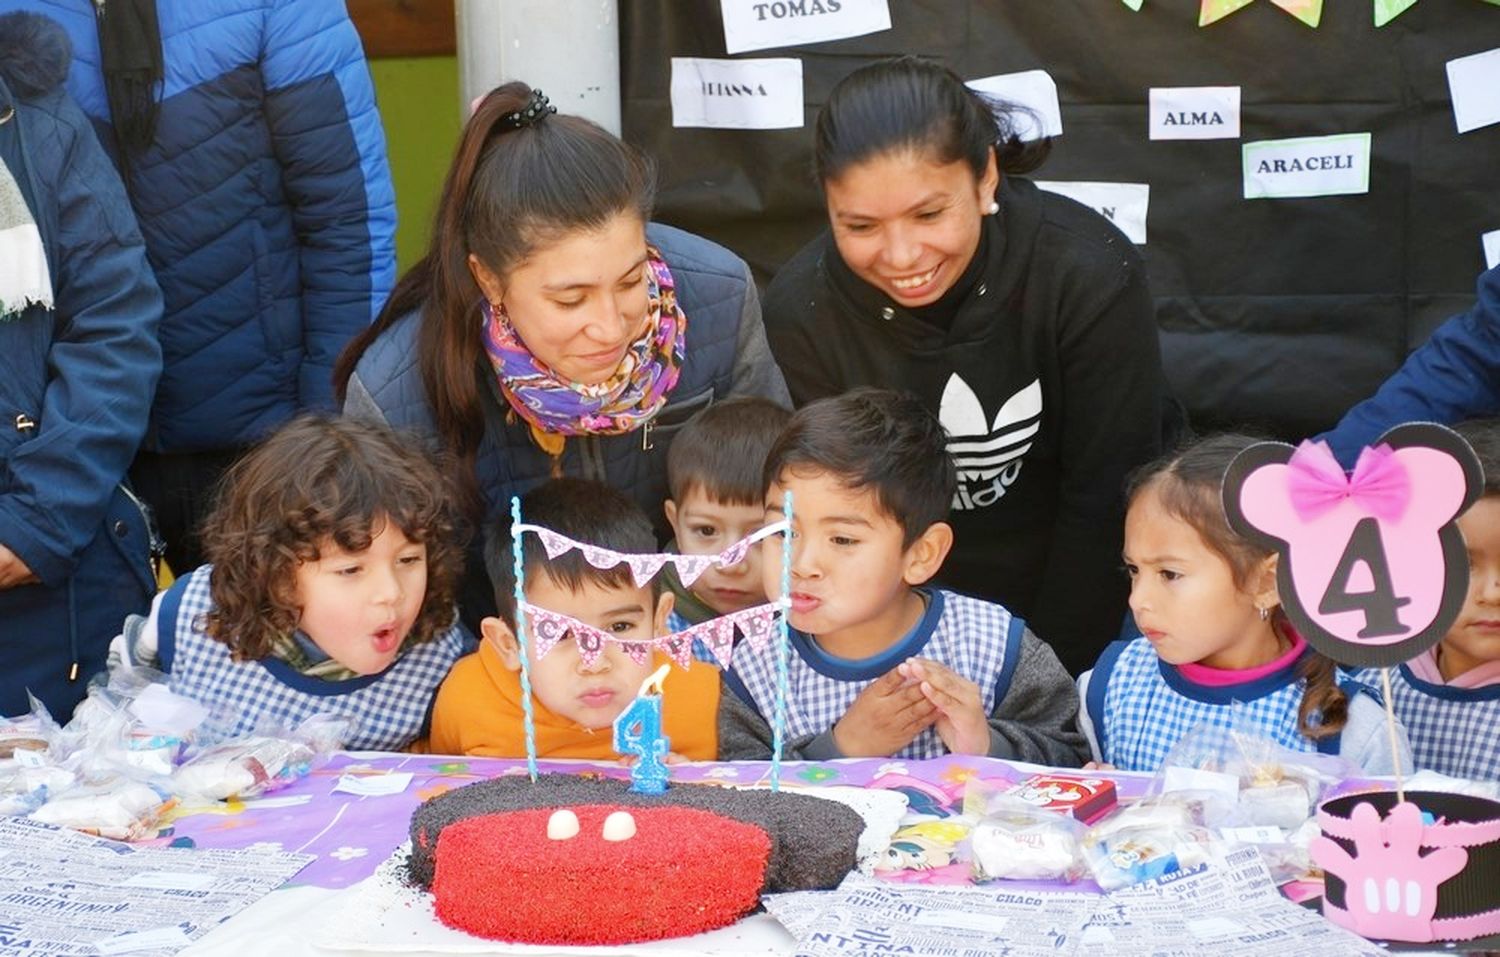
158 751 1149 956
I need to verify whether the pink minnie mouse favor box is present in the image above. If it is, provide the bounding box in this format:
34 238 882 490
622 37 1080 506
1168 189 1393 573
1224 424 1500 944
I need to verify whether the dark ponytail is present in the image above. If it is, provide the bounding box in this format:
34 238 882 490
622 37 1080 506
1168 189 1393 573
813 55 1050 186
334 82 656 515
1297 652 1350 739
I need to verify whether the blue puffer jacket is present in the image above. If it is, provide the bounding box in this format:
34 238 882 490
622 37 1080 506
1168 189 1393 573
345 223 790 537
0 11 161 718
0 0 396 452
1323 264 1500 466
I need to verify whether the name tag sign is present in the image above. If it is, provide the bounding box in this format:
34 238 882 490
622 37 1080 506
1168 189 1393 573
1446 46 1500 134
1242 133 1371 200
1485 229 1500 271
670 57 804 130
966 70 1063 142
720 0 891 55
1035 181 1150 244
1222 425 1481 668
1149 86 1241 140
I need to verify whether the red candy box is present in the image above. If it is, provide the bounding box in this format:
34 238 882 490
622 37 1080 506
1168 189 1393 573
1004 774 1118 824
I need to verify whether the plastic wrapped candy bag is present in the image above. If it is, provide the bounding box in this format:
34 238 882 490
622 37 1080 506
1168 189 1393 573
961 790 1087 883
171 713 352 802
62 669 216 777
29 773 175 841
1149 718 1351 882
1081 794 1216 891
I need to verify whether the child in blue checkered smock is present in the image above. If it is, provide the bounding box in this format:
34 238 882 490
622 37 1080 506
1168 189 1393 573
1353 420 1500 782
1078 434 1411 775
660 398 791 663
724 389 1089 765
108 417 471 750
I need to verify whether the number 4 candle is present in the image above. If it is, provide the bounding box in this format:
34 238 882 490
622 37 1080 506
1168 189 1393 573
614 663 671 794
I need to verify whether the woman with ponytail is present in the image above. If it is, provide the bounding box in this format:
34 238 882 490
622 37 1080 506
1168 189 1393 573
336 83 788 622
763 56 1164 677
1077 434 1411 775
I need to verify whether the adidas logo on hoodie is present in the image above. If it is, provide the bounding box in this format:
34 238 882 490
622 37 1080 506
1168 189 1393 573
940 374 1041 511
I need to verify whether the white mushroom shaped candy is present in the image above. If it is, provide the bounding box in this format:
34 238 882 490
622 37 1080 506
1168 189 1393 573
546 809 580 840
602 810 637 842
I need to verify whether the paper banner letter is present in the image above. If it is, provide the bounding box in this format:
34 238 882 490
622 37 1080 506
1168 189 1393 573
1201 0 1322 27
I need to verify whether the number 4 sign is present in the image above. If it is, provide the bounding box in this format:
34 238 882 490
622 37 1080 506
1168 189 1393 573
1222 424 1482 668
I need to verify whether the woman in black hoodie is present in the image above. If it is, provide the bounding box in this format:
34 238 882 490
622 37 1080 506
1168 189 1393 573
763 56 1163 675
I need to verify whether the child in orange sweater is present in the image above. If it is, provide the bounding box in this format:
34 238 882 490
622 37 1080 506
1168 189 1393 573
427 479 772 760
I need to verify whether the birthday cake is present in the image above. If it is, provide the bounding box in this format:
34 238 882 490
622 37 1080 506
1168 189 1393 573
431 804 771 944
410 773 866 899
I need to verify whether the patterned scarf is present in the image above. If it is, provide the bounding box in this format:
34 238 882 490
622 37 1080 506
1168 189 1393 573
481 247 686 458
0 153 52 321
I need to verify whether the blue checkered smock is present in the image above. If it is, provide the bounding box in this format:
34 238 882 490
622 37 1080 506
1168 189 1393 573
1084 637 1335 772
726 589 1021 760
158 566 468 750
1353 665 1500 781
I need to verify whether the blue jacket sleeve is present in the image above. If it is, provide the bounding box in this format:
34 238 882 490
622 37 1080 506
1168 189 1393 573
261 0 397 411
0 95 162 586
1323 264 1500 467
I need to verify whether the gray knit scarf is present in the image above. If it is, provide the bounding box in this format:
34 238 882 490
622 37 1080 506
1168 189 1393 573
0 152 51 321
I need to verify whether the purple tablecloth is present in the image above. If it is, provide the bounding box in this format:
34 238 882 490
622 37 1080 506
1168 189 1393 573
161 753 1153 889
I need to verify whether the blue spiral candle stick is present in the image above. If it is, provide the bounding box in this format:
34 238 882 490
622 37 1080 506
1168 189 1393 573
771 490 792 792
510 496 539 782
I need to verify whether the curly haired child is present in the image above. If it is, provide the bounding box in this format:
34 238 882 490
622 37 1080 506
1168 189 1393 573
110 416 471 749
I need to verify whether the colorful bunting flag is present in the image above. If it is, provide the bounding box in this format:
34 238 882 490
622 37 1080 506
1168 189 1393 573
1201 0 1323 27
1129 0 1498 26
1377 0 1500 25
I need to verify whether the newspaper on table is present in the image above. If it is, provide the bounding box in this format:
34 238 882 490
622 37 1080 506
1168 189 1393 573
771 873 1100 957
0 815 312 957
1076 846 1383 957
767 847 1385 957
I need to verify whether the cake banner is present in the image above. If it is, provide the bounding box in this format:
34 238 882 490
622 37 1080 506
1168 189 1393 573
1221 426 1481 668
514 521 788 590
518 599 786 670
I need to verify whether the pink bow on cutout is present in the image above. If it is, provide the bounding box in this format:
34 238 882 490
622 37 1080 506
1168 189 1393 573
1287 440 1410 522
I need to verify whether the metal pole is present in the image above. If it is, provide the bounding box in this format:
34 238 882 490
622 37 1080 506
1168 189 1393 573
455 0 621 135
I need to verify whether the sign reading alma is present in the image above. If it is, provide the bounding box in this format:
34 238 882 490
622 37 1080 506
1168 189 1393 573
1242 133 1371 200
1149 86 1240 140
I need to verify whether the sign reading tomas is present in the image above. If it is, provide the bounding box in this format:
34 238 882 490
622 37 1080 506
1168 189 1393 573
1149 86 1241 140
719 0 891 55
1242 132 1371 200
670 57 804 130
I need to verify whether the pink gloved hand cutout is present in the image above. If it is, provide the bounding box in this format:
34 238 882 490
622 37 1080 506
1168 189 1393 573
1311 801 1467 943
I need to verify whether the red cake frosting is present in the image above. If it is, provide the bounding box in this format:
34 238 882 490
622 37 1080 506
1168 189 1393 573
431 804 772 945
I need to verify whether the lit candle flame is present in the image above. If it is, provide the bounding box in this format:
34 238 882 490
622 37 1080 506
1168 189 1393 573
638 663 670 698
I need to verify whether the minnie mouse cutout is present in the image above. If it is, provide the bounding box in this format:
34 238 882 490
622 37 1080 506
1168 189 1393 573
1223 423 1480 668
1224 424 1500 944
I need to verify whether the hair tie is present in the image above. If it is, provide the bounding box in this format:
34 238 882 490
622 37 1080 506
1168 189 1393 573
499 88 556 130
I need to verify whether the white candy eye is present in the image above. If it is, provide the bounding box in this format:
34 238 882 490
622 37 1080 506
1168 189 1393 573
547 809 580 840
602 810 636 842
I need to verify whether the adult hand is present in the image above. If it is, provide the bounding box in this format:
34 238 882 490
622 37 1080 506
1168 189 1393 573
832 667 936 757
899 658 990 755
0 544 38 589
